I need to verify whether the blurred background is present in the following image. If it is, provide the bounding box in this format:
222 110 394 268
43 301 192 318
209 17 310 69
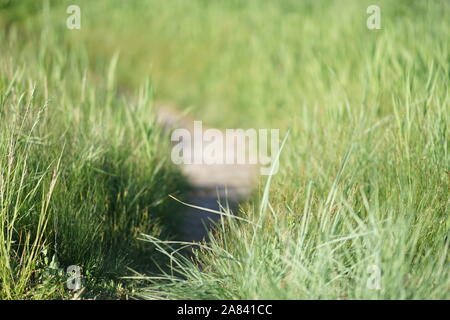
0 0 448 300
3 0 448 128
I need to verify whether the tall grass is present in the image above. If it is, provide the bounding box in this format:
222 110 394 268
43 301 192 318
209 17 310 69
0 5 185 298
1 0 448 299
132 0 448 299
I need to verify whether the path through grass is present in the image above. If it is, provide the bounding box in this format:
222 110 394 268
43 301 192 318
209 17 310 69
1 0 449 299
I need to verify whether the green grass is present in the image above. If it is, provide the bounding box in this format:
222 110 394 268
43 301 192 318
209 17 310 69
1 0 449 299
0 0 186 299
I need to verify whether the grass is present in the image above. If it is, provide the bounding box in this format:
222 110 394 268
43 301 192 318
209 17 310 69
1 0 449 299
0 0 186 299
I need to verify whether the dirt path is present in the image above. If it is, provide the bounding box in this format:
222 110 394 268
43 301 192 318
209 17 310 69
155 103 258 242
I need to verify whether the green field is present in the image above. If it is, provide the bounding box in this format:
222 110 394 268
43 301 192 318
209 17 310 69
0 0 449 299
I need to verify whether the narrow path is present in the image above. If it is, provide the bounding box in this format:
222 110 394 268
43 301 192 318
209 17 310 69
155 103 258 242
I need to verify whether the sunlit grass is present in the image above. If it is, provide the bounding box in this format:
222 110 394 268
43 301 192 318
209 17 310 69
0 0 448 299
0 5 185 298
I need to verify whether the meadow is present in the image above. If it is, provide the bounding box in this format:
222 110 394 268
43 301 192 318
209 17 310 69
0 0 449 299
